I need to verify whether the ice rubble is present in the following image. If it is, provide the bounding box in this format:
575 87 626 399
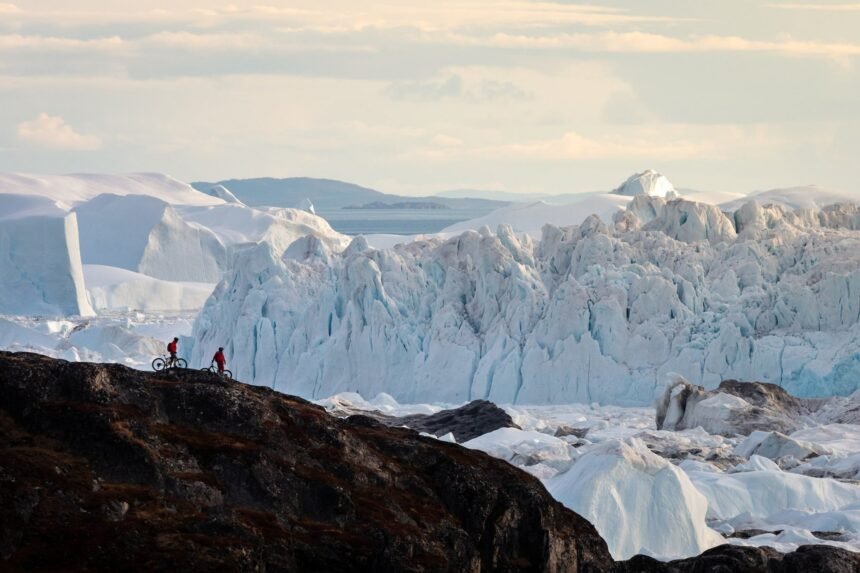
685 464 860 524
463 428 578 479
192 192 860 404
323 392 860 560
0 312 194 368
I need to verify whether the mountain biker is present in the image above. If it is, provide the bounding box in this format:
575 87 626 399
212 347 226 375
167 337 179 367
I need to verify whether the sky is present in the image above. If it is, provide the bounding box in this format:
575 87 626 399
1 1 859 196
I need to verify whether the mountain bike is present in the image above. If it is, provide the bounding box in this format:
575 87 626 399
201 364 233 379
152 355 187 372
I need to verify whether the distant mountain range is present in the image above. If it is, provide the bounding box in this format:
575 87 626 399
192 177 508 211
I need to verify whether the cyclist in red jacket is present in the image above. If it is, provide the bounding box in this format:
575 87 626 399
167 337 179 367
212 347 226 375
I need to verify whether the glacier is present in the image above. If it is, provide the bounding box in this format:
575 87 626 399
191 194 860 405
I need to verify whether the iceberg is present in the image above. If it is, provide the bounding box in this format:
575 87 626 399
190 192 860 405
0 195 94 316
547 438 724 560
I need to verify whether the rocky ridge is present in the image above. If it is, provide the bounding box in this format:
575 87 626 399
1 352 859 572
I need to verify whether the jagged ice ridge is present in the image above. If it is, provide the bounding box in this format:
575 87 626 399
190 195 860 406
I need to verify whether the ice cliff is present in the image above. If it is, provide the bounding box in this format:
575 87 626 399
0 195 94 316
192 194 860 405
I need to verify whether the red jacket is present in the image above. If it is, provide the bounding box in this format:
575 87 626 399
167 341 177 354
213 351 225 366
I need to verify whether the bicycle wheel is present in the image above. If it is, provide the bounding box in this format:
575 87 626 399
152 357 166 372
174 358 187 369
223 370 233 379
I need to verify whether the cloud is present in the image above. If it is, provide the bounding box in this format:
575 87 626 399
386 76 464 101
16 113 102 150
0 3 19 14
431 134 463 147
141 31 266 50
768 3 860 11
438 31 860 58
403 124 793 163
385 74 529 102
240 2 681 30
475 79 529 101
0 34 123 51
0 2 684 32
496 131 714 161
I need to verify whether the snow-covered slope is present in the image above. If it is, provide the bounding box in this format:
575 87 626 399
442 171 681 235
179 203 348 256
0 172 224 210
191 193 860 405
84 265 214 312
0 195 94 316
74 194 228 282
721 185 858 211
442 195 631 236
204 184 245 205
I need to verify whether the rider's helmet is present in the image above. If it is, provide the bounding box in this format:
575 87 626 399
219 347 224 351
173 337 179 341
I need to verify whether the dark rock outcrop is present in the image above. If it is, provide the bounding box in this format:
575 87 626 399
618 544 860 573
323 398 520 443
394 400 520 443
656 375 816 436
718 380 813 419
0 352 610 572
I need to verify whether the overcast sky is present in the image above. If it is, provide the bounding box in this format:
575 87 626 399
1 1 859 195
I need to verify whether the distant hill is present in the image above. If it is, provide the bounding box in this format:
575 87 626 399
193 177 508 211
344 201 450 210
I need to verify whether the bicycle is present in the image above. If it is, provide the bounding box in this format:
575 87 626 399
201 364 233 379
152 354 187 372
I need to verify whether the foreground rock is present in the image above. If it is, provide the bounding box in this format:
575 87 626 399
1 352 858 572
0 352 611 572
620 544 860 573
